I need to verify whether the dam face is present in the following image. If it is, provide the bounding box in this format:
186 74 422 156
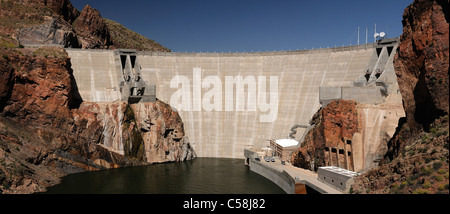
67 41 399 159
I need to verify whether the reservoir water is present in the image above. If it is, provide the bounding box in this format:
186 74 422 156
44 158 285 194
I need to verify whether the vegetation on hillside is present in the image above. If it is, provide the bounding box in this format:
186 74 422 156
1 0 170 51
104 18 170 52
0 0 53 32
351 115 449 194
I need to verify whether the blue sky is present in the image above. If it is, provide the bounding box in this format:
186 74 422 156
71 0 412 52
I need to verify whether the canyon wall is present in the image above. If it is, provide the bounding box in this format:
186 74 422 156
393 0 449 133
0 48 194 194
290 97 404 173
1 0 169 51
351 0 449 194
0 0 181 194
0 0 184 194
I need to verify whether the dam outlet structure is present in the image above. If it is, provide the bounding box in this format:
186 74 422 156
66 38 402 159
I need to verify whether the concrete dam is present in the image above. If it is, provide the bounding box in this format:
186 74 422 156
66 38 400 159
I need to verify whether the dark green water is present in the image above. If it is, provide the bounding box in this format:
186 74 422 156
44 158 285 194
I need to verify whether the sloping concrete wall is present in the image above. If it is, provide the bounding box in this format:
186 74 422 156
248 159 295 194
137 46 375 158
67 49 123 102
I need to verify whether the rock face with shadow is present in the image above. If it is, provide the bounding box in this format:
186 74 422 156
0 0 181 194
71 4 112 49
290 97 405 174
351 0 449 194
0 48 194 194
290 100 359 171
393 0 448 133
2 0 169 51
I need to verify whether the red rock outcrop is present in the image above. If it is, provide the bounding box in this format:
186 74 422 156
13 0 80 24
0 48 87 193
72 4 112 49
0 0 180 194
0 48 75 128
385 0 449 160
42 0 80 24
351 0 449 194
132 101 195 163
0 48 194 194
1 0 169 51
291 100 358 171
0 53 14 112
290 98 405 173
394 0 449 131
322 100 359 146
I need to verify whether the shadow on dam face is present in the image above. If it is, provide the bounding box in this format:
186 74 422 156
66 45 380 159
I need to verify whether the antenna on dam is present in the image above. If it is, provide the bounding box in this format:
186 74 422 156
372 24 386 42
357 26 360 45
366 27 368 44
374 24 377 43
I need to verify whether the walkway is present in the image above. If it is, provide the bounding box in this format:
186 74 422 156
260 158 343 194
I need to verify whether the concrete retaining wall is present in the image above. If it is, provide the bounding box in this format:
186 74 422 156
248 159 295 194
319 85 385 106
341 86 385 104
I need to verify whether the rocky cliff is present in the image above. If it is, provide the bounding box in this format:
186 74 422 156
0 0 189 193
72 4 112 49
290 0 448 194
0 47 194 194
291 100 359 171
351 0 449 194
0 0 170 51
394 0 449 132
290 99 403 173
14 0 80 24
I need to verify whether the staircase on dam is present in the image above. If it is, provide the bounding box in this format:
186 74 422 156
66 38 402 160
319 38 400 106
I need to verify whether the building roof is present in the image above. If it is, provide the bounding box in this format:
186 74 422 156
319 166 359 178
275 139 299 148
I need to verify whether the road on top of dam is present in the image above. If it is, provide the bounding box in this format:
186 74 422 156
258 158 343 194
